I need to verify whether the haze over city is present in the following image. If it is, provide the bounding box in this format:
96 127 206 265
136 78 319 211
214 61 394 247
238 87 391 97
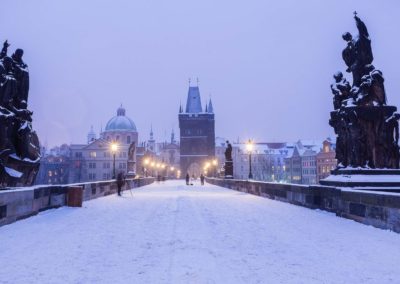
1 0 400 146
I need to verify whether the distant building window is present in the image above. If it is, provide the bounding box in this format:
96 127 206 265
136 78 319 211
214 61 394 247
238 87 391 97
116 135 120 141
75 152 82 158
89 151 97 158
127 136 131 144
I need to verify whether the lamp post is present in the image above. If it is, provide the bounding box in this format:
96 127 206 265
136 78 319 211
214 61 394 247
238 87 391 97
143 158 150 177
246 139 253 179
111 142 118 179
212 159 218 177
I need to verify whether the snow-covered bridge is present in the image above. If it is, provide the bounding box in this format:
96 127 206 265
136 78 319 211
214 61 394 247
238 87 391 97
1 181 399 284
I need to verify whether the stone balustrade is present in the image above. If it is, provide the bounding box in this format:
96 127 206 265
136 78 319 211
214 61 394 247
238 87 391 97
0 177 155 227
206 177 400 233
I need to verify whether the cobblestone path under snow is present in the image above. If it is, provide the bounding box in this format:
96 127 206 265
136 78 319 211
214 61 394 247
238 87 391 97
1 180 400 284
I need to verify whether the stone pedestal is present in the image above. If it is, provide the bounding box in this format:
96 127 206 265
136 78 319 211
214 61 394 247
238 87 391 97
330 106 399 169
224 161 233 179
320 168 400 191
126 161 136 178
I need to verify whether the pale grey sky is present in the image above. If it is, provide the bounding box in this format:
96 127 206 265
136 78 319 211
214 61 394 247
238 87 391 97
1 0 399 146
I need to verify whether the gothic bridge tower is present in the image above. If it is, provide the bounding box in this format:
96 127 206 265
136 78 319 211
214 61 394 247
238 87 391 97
179 83 215 177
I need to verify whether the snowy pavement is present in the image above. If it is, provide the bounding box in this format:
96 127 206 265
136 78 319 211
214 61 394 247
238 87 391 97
1 181 400 284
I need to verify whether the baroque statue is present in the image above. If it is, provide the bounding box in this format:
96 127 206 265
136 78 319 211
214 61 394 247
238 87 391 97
329 13 399 170
0 40 40 188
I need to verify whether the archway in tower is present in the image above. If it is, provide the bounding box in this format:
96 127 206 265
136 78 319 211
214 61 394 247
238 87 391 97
187 163 201 179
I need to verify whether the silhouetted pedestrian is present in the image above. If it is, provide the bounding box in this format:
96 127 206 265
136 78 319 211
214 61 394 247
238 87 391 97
200 174 205 185
117 172 125 196
185 173 190 185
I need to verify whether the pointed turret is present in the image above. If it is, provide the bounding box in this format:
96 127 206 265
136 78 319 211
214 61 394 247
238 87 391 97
208 98 214 113
87 125 96 144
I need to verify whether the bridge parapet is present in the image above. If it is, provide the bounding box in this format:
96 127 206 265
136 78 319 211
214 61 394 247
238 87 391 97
206 178 400 233
0 177 155 227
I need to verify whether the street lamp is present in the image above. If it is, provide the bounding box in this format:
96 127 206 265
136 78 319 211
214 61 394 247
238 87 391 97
246 139 254 179
143 158 150 177
212 159 218 177
111 142 118 179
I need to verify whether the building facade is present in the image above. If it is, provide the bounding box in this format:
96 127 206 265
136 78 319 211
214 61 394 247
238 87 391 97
301 149 317 185
68 105 139 183
179 84 215 177
232 142 287 182
35 144 70 185
316 139 337 183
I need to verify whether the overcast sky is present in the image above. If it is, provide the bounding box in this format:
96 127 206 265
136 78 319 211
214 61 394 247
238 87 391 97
1 0 399 147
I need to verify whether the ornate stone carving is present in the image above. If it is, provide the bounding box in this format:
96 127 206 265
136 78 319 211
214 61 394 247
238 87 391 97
0 40 40 188
329 14 399 170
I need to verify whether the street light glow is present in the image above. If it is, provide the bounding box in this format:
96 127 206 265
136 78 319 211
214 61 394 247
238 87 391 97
111 143 118 153
212 159 218 166
246 139 254 152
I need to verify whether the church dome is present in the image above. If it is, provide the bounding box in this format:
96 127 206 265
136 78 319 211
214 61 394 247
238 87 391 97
104 106 137 132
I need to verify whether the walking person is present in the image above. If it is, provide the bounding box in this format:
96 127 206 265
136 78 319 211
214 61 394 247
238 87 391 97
185 173 190 185
117 171 125 196
200 173 205 186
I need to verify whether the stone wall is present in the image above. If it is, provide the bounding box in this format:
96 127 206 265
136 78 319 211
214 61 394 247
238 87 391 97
0 177 154 227
206 178 400 233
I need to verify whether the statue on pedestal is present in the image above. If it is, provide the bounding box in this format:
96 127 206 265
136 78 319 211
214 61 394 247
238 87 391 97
328 13 399 171
224 140 233 178
126 142 136 178
0 40 40 188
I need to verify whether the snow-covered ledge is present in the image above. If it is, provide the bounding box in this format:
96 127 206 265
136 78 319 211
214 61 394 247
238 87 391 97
206 177 400 233
0 177 155 227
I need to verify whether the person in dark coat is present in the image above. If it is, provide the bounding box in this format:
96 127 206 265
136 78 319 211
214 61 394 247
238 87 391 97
200 174 205 186
185 173 190 185
117 172 125 196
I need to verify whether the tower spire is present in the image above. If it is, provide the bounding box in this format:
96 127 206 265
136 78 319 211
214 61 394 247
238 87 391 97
171 128 175 144
185 82 203 113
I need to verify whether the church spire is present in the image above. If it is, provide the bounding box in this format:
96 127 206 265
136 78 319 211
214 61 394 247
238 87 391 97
150 124 154 141
171 128 176 144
